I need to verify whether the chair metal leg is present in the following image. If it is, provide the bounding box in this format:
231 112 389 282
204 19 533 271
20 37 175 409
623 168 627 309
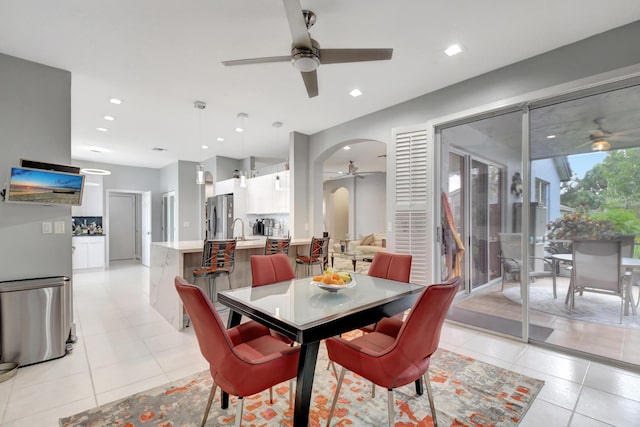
371 382 375 398
235 396 244 427
201 382 218 427
326 368 345 427
289 379 293 407
386 389 394 427
424 373 438 427
269 387 273 404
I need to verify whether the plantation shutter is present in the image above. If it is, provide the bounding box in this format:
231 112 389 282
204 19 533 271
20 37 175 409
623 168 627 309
394 128 432 285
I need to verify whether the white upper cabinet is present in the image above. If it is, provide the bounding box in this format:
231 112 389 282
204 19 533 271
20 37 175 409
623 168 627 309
247 171 289 214
72 174 103 217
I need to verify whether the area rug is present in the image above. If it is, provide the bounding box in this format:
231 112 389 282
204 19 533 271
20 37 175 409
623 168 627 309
502 279 640 329
60 342 543 427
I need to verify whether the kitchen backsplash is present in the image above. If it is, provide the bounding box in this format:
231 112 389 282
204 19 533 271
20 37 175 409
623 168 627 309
72 216 103 235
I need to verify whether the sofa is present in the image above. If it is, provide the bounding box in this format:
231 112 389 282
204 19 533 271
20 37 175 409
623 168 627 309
347 233 387 256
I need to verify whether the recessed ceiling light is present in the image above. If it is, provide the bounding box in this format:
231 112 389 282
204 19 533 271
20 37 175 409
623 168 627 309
349 89 363 97
546 135 556 139
81 168 111 176
216 137 225 142
104 115 115 121
201 145 209 149
152 147 168 152
235 127 244 133
96 127 108 132
109 98 123 105
343 146 351 150
444 44 462 56
87 146 110 153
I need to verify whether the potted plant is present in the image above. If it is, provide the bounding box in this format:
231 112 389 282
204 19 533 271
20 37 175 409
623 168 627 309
546 213 618 254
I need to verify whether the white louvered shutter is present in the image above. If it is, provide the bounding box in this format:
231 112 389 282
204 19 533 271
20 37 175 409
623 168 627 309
394 129 433 285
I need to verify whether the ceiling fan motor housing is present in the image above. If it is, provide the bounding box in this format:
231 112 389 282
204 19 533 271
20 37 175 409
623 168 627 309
291 38 320 72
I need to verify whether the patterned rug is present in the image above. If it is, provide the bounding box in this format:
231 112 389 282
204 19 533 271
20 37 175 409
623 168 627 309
60 341 543 427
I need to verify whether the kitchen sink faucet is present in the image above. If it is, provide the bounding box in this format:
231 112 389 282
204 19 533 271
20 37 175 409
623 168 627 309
232 218 245 241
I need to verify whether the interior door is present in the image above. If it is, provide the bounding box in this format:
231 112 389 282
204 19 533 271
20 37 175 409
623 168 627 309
141 191 151 266
109 193 136 260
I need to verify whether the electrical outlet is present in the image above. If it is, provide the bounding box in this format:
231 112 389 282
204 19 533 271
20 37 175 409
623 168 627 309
42 222 52 234
54 221 65 234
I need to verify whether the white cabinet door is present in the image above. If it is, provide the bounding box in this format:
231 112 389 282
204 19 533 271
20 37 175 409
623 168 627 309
72 174 104 216
72 236 105 269
72 238 88 269
87 239 105 268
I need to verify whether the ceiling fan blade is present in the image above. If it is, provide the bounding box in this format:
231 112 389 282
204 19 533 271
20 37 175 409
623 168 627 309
300 70 318 98
222 56 291 66
320 48 393 64
282 0 312 49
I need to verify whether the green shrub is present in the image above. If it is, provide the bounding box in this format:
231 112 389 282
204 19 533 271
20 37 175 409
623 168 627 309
546 213 618 253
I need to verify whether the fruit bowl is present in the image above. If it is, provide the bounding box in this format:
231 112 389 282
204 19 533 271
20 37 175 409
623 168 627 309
311 272 356 292
312 279 356 292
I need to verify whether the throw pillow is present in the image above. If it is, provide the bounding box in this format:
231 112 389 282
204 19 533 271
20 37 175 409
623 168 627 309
360 233 375 246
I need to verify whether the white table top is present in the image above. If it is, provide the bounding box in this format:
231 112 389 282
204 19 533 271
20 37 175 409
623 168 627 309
552 253 640 268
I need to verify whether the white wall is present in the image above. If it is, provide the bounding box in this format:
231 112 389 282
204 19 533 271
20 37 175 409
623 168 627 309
353 173 387 238
0 53 72 281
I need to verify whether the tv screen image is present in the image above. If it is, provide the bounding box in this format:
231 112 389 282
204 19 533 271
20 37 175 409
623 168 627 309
7 166 85 206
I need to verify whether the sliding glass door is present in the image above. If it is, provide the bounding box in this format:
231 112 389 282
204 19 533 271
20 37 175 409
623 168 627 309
440 110 522 337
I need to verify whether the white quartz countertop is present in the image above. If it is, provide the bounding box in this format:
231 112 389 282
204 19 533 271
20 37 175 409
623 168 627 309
152 238 311 253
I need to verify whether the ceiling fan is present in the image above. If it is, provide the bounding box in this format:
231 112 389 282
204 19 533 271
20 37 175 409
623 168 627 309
578 117 640 151
325 160 383 180
221 0 393 98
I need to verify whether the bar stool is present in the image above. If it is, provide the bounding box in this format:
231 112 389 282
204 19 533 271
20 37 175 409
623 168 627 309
295 236 329 277
264 236 291 255
193 239 236 302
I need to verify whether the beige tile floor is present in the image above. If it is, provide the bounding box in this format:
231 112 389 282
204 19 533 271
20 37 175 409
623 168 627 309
0 261 639 426
454 277 640 365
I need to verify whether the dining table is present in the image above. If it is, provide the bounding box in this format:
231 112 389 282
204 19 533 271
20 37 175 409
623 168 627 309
552 253 639 316
217 273 426 426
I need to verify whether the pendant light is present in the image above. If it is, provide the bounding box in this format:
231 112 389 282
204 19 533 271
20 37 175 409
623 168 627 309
272 121 286 191
195 101 206 185
237 112 248 188
591 139 611 152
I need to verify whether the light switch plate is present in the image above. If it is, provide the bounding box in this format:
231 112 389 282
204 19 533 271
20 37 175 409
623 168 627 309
54 221 65 234
42 222 52 234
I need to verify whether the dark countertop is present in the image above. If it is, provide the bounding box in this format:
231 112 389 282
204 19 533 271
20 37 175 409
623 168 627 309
72 234 106 237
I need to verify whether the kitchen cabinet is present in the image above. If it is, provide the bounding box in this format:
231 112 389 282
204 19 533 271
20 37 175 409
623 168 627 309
247 171 289 214
72 174 104 217
72 236 105 269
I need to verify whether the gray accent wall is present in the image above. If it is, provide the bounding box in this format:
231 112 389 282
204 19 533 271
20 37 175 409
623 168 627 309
0 53 72 281
306 20 640 234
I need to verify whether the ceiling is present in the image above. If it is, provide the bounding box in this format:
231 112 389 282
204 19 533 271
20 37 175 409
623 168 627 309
1 1 640 173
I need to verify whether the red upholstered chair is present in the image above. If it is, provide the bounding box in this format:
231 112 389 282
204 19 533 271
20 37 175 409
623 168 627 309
325 276 461 427
251 253 296 345
174 276 300 427
251 253 296 287
360 252 412 333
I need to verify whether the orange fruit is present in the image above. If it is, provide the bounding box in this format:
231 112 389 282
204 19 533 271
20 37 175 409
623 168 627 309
322 276 333 284
331 273 340 280
313 276 323 282
337 279 345 285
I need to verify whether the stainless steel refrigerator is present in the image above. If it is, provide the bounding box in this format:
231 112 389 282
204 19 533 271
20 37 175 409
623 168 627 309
207 194 234 239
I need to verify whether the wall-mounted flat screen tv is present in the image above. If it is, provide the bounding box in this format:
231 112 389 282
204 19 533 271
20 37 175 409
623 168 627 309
6 166 85 206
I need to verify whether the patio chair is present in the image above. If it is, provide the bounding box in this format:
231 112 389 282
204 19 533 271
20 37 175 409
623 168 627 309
569 239 625 323
193 239 236 302
498 232 557 298
264 236 291 255
295 236 330 276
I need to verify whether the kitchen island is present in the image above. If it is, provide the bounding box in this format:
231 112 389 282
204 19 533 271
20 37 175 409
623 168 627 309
150 238 311 330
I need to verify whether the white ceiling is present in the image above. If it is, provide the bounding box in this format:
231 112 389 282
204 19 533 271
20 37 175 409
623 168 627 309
1 1 639 172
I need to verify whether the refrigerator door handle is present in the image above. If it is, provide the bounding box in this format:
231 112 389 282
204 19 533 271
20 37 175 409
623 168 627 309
213 205 218 237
